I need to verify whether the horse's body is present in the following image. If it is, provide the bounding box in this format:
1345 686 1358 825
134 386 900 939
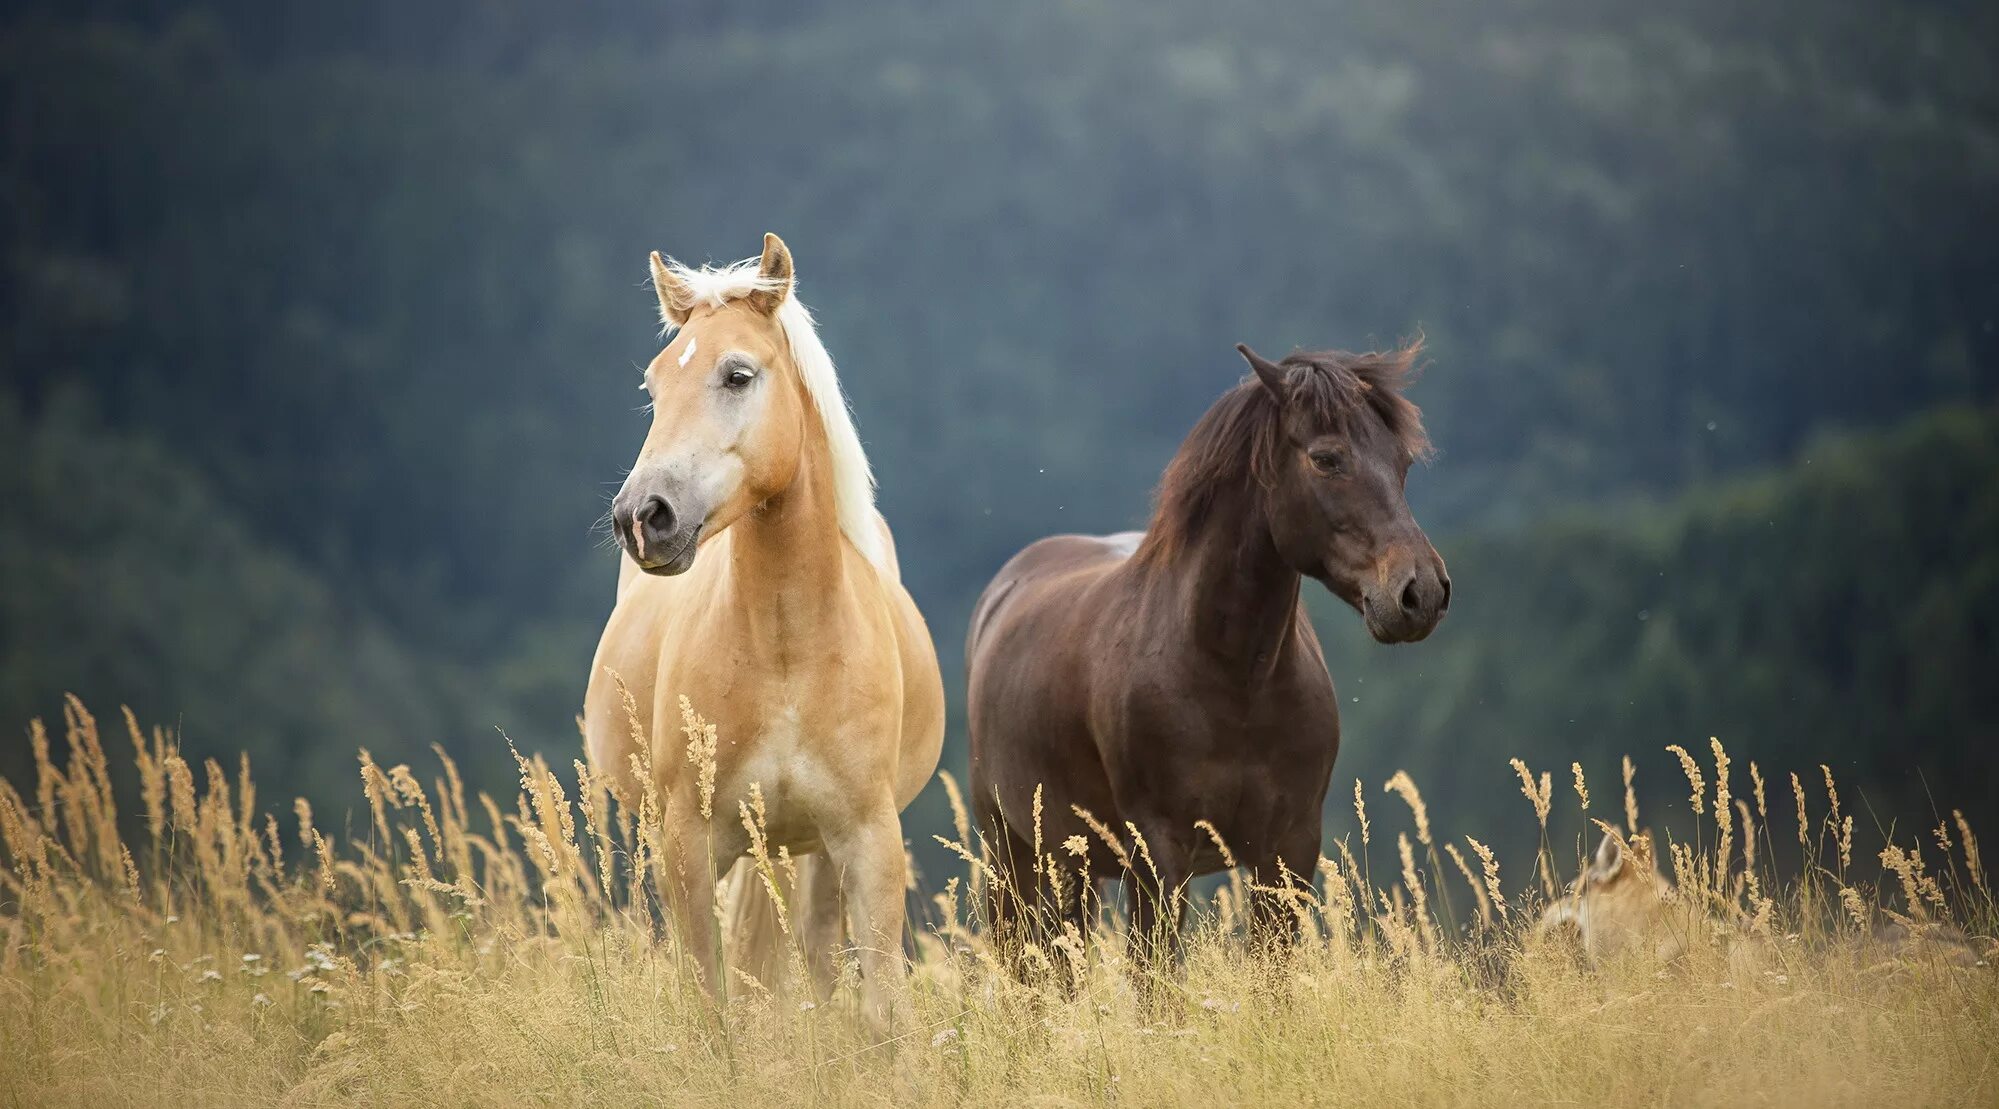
583 235 944 1022
967 342 1447 951
967 529 1343 900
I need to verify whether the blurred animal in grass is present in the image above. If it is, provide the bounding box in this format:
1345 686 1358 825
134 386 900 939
1540 831 1989 971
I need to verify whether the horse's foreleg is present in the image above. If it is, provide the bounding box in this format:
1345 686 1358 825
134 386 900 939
1124 818 1191 974
794 852 844 1000
824 800 909 1032
974 801 1036 962
659 813 725 995
1248 825 1325 951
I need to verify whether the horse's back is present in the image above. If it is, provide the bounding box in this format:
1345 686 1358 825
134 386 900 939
965 531 1142 829
967 531 1140 660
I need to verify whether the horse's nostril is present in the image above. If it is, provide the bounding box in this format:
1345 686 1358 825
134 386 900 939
635 495 673 535
1400 577 1421 614
1439 575 1452 611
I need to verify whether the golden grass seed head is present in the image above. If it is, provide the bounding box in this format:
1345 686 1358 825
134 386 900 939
1383 770 1431 846
1193 819 1237 869
1031 783 1044 876
1737 800 1757 873
1443 841 1491 927
938 769 972 856
1353 779 1370 846
1791 771 1809 850
1466 836 1506 921
1952 809 1985 893
1509 758 1550 827
1621 754 1639 835
1395 833 1436 953
678 696 718 821
1072 805 1133 872
1666 744 1705 817
1124 821 1161 887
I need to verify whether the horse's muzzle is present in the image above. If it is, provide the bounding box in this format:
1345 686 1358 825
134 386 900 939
1363 557 1450 644
612 489 703 575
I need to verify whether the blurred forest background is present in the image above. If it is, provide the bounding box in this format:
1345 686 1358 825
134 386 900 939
2 0 1995 870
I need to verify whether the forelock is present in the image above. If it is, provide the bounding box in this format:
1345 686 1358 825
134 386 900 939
1280 340 1431 461
658 257 787 324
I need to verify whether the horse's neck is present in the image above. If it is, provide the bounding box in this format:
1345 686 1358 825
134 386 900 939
725 423 851 643
1142 489 1303 676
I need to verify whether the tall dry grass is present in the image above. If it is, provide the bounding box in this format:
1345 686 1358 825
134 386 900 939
1 698 1994 1106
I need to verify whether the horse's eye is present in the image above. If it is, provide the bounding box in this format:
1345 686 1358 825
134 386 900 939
724 366 757 389
1310 450 1345 474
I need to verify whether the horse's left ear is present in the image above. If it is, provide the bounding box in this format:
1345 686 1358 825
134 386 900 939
746 232 794 315
1236 343 1289 400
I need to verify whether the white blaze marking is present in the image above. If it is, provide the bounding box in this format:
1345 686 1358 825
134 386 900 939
678 336 698 368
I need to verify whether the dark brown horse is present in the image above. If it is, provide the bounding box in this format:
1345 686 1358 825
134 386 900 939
965 340 1448 956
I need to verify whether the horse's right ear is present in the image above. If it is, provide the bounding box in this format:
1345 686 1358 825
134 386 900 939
651 251 694 327
1236 343 1289 400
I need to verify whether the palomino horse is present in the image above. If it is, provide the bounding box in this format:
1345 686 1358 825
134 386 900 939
583 234 945 1023
966 341 1447 958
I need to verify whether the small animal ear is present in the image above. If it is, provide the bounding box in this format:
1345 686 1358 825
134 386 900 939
1589 831 1626 882
651 251 695 327
746 232 794 315
1236 343 1289 400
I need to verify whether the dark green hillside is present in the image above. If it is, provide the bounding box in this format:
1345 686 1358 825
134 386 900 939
0 395 512 806
1 0 1993 847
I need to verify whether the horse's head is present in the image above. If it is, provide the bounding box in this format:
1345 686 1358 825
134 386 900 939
612 234 813 575
1236 341 1449 643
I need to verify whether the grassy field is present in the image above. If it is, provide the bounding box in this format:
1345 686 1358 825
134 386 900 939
2 699 1993 1106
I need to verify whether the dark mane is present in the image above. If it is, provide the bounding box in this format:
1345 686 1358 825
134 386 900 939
1142 339 1428 558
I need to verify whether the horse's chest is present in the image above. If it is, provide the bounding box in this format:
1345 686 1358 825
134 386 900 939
711 702 859 849
1112 684 1338 820
1195 730 1328 810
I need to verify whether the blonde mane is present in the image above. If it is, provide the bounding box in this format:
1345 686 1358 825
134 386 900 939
657 257 885 572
